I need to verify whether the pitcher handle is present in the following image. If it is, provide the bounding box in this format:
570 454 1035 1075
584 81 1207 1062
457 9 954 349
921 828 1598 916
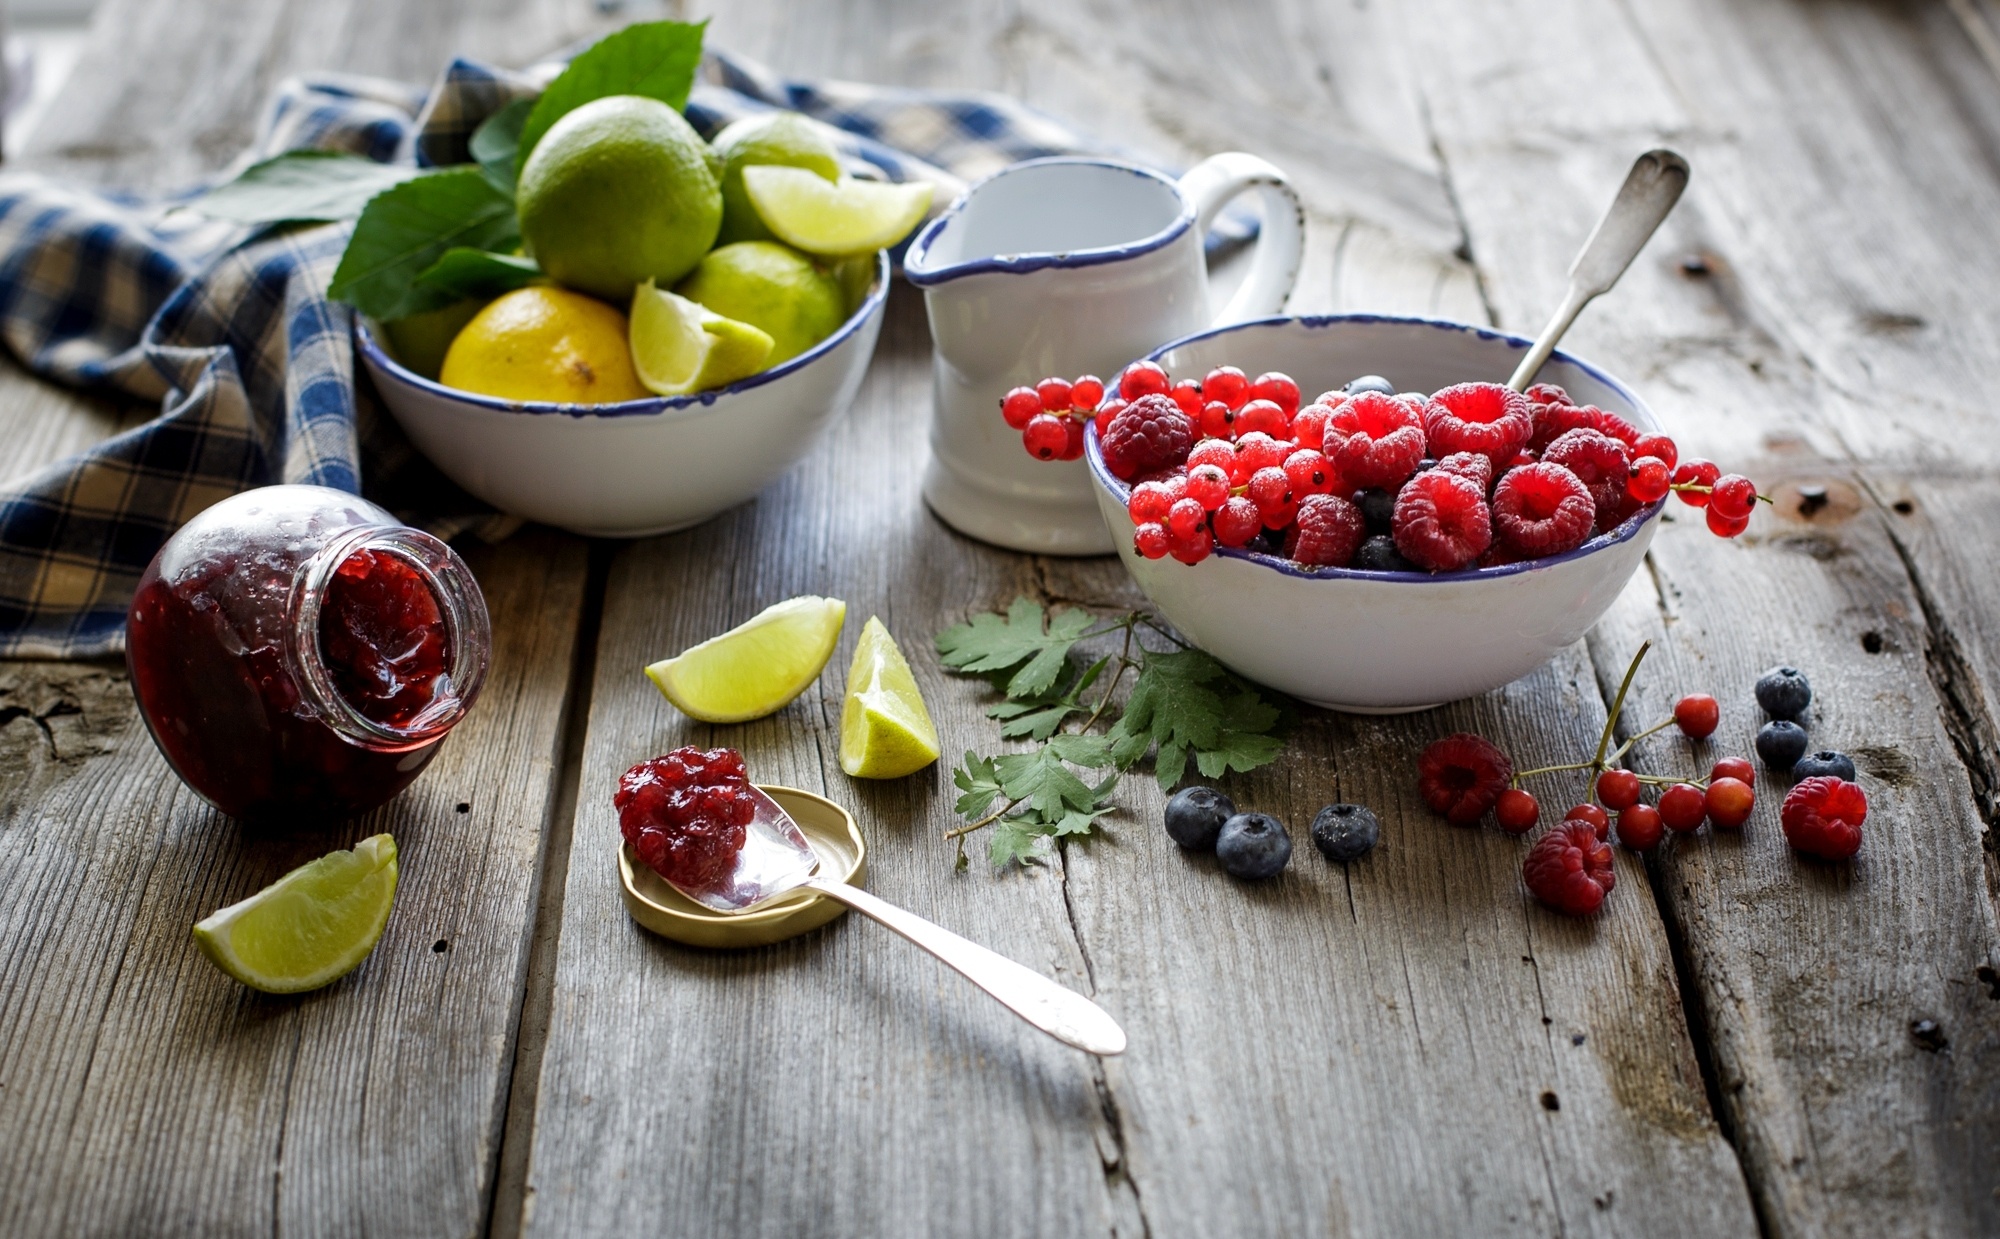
1178 152 1305 326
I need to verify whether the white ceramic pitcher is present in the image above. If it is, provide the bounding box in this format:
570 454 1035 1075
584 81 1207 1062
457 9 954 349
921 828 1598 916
906 154 1305 555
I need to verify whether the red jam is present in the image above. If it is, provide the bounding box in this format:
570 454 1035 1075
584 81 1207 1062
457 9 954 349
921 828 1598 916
615 746 754 889
125 485 489 822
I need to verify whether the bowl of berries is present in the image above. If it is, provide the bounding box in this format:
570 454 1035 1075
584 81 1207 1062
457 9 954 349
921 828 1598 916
1003 314 1759 712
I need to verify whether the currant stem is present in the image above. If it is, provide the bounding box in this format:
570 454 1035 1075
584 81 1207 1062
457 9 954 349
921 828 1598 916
1511 760 1598 786
1606 715 1678 765
1592 641 1652 771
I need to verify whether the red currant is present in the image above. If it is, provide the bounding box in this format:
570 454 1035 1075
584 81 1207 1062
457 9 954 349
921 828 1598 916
1495 788 1540 834
1710 474 1757 520
1057 417 1086 461
1672 458 1720 506
1070 375 1104 411
1188 439 1236 474
1704 777 1755 829
1627 456 1671 504
1291 403 1334 457
1167 496 1206 540
1200 400 1236 440
1706 506 1751 537
1118 361 1170 401
1246 466 1292 517
1596 768 1642 811
1001 386 1041 430
1283 449 1336 497
1674 693 1720 739
1209 497 1260 547
1186 463 1231 511
1249 372 1301 416
1169 379 1205 420
1235 432 1291 475
1234 399 1288 439
1127 481 1173 524
1565 802 1612 840
1023 414 1068 460
1633 433 1678 470
1617 803 1664 850
1133 522 1170 559
1659 782 1707 833
1710 756 1754 785
1037 376 1073 412
1204 366 1249 409
1094 398 1125 438
1159 473 1189 504
1167 525 1214 564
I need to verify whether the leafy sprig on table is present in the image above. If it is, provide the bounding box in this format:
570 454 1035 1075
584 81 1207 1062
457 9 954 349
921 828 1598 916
188 20 708 320
936 598 1287 868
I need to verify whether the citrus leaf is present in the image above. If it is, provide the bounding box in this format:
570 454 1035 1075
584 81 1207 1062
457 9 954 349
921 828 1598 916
470 98 534 194
515 19 708 173
194 151 421 224
329 167 519 320
414 247 540 299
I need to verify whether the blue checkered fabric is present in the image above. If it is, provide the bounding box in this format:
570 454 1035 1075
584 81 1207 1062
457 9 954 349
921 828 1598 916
0 47 1257 659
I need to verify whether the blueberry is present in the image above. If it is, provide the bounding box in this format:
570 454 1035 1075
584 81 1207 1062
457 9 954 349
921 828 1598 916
1754 666 1812 720
1163 786 1236 851
1345 374 1396 396
1414 458 1438 473
1755 720 1810 772
1215 812 1292 879
1258 527 1289 553
1792 750 1857 782
1355 535 1416 572
1358 488 1396 534
1311 803 1379 863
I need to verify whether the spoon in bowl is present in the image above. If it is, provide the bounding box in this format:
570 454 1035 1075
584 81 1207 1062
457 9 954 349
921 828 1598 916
1505 149 1690 392
651 785 1128 1056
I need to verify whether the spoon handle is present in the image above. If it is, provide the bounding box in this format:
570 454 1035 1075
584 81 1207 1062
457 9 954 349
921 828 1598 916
805 876 1128 1056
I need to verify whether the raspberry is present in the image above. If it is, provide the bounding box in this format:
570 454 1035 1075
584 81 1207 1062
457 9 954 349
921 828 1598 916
1169 378 1205 420
1100 394 1195 479
1710 474 1757 520
1250 372 1301 415
616 746 754 890
1285 494 1364 566
1037 377 1073 412
1167 524 1214 565
1071 375 1104 411
1235 432 1292 475
1283 448 1336 497
1525 382 1572 407
1565 802 1611 840
1204 366 1249 409
1596 768 1641 811
1118 360 1169 401
1523 821 1617 916
1591 408 1642 447
1704 777 1755 829
1627 456 1671 504
1658 783 1707 833
1527 398 1602 453
1423 382 1532 467
1781 776 1866 860
1127 481 1173 524
1617 803 1664 850
1543 428 1632 527
1324 392 1426 489
1418 732 1513 823
1290 402 1335 460
1211 496 1263 547
1023 413 1069 460
1133 522 1170 559
1673 458 1720 506
1436 451 1493 492
1710 756 1754 785
1706 506 1750 537
1496 788 1540 834
1633 433 1678 470
1001 386 1041 429
1392 471 1492 571
1491 463 1595 556
1674 693 1720 738
1185 463 1231 510
1234 398 1289 438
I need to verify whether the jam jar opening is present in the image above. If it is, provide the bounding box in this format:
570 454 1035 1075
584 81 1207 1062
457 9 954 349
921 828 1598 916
288 524 491 753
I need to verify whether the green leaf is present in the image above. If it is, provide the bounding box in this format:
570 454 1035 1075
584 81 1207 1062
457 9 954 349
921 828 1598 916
515 19 708 172
987 656 1106 740
193 151 421 224
470 98 534 194
329 167 520 320
992 747 1101 822
988 817 1050 868
1046 732 1114 769
1108 648 1288 791
414 247 540 299
952 752 1004 820
936 597 1095 699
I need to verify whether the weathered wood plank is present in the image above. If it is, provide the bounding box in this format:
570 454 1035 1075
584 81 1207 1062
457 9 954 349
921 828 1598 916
1395 0 2000 1232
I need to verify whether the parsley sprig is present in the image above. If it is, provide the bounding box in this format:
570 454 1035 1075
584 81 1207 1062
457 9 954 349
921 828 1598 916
936 598 1287 868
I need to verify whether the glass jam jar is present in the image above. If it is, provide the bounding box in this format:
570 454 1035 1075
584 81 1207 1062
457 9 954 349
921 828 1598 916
126 485 491 822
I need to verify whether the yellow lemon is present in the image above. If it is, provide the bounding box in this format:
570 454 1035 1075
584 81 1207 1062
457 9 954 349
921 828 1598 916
439 286 650 404
840 616 940 779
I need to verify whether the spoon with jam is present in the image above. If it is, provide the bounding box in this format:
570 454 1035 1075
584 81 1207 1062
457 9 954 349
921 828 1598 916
617 747 1127 1056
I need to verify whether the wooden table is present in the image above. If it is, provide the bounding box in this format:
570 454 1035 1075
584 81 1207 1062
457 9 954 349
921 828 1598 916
4 0 1998 1234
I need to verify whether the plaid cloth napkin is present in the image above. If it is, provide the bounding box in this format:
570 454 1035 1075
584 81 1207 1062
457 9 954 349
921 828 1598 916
0 48 1257 660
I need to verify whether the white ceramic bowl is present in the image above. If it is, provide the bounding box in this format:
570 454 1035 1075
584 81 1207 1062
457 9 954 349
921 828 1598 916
1088 315 1666 713
357 252 889 538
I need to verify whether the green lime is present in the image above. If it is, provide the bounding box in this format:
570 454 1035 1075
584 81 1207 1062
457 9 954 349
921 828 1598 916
840 616 940 779
382 297 485 380
629 279 775 396
193 835 399 994
743 166 933 257
517 95 722 302
712 112 842 246
646 595 847 723
674 241 845 366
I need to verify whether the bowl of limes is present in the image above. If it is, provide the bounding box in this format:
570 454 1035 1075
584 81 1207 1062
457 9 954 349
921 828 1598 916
358 103 930 538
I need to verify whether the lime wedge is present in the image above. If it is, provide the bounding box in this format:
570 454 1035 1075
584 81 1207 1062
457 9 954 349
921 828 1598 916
193 835 399 994
743 166 934 256
840 616 941 779
629 279 775 396
647 596 847 723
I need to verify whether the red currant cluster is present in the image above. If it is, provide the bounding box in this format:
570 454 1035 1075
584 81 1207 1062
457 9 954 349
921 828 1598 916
1001 361 1767 571
1415 644 1868 916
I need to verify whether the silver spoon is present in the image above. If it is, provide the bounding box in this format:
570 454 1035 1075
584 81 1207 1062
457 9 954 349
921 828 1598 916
657 786 1127 1056
1505 149 1690 392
